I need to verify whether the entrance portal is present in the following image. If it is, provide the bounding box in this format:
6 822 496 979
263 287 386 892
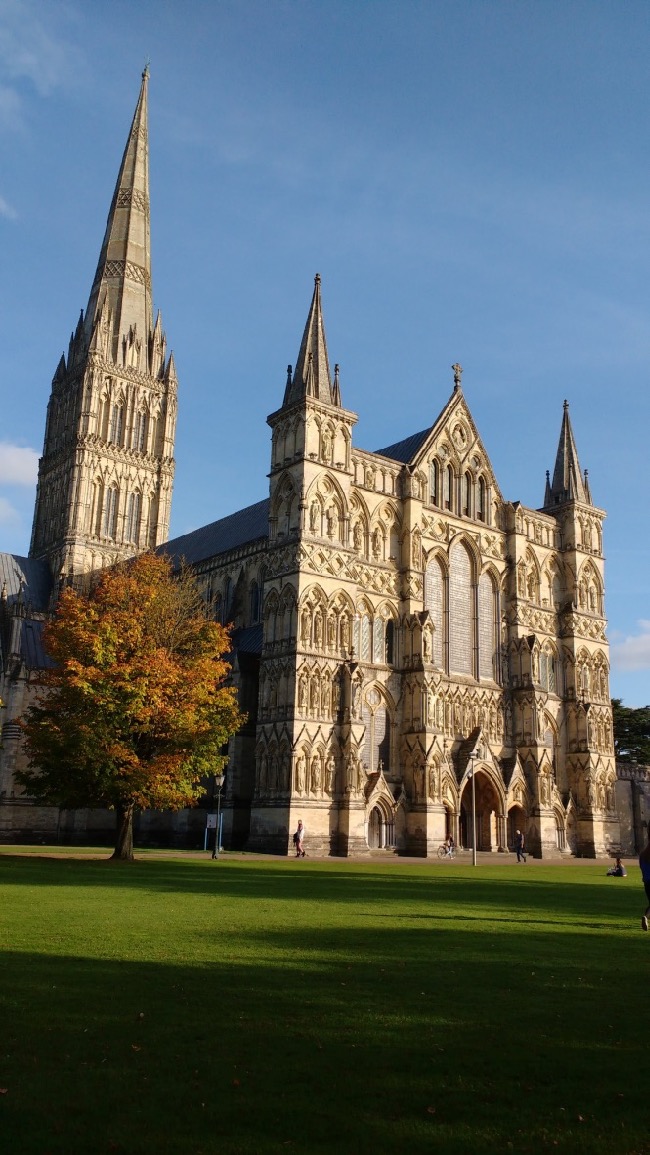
460 770 503 852
368 805 395 849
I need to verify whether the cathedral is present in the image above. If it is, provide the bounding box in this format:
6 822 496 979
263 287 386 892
0 71 621 858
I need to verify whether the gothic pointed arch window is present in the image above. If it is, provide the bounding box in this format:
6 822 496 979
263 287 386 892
372 617 384 664
477 476 486 522
102 484 119 540
126 491 142 545
424 556 446 668
361 690 392 774
360 614 371 662
443 465 454 511
109 400 124 446
478 571 498 680
385 618 395 665
539 645 557 693
249 580 260 624
133 407 148 453
223 577 233 623
88 478 102 537
449 541 474 676
463 471 472 517
430 460 439 507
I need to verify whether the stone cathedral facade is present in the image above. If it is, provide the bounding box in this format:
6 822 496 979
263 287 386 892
0 73 620 857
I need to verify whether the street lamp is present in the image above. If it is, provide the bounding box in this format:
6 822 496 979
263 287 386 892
211 770 225 860
468 751 478 867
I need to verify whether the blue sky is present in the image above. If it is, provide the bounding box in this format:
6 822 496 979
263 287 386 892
1 0 649 704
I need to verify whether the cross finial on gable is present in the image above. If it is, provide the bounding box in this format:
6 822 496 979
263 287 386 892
452 363 463 390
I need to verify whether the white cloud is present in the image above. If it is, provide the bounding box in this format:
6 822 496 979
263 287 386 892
611 621 650 672
0 0 81 130
0 495 19 524
0 193 16 218
0 442 39 485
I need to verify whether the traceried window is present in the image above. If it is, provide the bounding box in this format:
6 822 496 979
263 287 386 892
102 485 119 540
449 541 473 676
361 699 391 774
373 617 384 664
540 650 557 693
126 491 142 544
478 572 497 680
109 403 124 446
133 409 148 452
424 556 445 668
360 614 371 661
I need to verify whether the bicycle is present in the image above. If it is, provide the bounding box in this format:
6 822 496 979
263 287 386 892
437 843 455 860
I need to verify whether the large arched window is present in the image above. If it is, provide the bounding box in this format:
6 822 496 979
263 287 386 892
361 697 391 774
478 572 498 680
449 541 473 675
424 556 446 668
249 580 260 624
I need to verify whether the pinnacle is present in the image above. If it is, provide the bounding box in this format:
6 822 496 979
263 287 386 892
283 275 339 408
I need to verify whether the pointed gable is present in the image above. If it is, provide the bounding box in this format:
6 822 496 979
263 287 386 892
283 275 338 407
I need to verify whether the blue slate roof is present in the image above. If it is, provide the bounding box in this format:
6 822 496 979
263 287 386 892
0 553 53 612
19 618 54 670
232 623 264 656
373 427 431 463
162 498 269 567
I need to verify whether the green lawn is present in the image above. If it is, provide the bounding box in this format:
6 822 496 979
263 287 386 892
1 852 648 1155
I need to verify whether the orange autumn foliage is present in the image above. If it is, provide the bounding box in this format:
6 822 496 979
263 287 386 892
19 553 243 857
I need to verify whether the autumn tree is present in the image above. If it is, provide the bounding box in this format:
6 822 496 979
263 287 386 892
18 552 243 860
612 698 650 766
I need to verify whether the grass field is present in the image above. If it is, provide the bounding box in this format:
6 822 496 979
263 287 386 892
1 852 648 1155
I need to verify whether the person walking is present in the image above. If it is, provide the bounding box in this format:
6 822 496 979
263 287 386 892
294 819 306 858
514 829 527 863
639 829 650 931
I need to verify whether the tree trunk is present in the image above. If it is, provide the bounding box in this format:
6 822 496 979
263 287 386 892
112 804 135 861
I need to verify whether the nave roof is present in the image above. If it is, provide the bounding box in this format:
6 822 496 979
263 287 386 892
162 498 269 567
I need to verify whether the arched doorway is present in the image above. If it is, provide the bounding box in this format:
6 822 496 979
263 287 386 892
460 770 504 851
508 805 526 852
367 804 395 849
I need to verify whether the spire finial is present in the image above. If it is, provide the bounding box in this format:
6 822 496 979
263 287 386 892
142 61 150 81
452 363 463 390
315 273 321 285
563 399 569 410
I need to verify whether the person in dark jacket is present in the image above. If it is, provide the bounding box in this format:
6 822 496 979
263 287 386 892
514 829 527 863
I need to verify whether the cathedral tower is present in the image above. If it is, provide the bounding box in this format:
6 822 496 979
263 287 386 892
29 68 177 581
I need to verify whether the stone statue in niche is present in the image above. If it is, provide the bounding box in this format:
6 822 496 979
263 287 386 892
322 428 332 462
309 501 319 532
326 754 336 795
296 755 306 794
353 521 363 551
311 756 322 795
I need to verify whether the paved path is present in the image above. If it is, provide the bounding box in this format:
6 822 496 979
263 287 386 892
0 845 634 867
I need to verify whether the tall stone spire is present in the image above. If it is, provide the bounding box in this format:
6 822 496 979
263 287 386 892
544 400 591 507
84 66 152 361
30 68 177 580
283 275 339 407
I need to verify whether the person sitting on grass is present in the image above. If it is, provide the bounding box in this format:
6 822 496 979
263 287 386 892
607 856 627 877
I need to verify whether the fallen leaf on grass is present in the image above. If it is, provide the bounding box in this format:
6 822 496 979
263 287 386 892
131 1045 141 1052
0 1089 8 1095
426 1107 436 1115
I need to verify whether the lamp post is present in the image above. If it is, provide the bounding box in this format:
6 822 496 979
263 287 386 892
211 770 225 860
468 751 477 867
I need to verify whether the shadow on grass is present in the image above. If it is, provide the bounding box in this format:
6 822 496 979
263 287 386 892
1 918 648 1155
0 854 641 928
